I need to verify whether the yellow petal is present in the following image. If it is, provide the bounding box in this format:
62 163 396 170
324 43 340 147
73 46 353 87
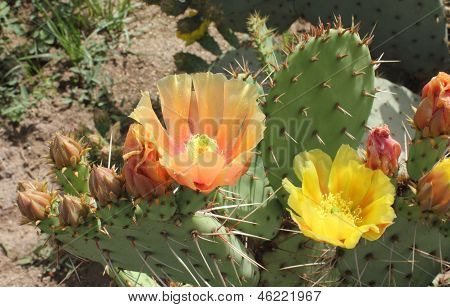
328 145 361 194
293 149 332 202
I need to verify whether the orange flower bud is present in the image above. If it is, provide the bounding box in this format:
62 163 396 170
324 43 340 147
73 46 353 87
89 165 123 206
50 133 83 169
59 195 89 227
413 72 450 137
122 124 172 200
417 159 450 216
365 125 401 176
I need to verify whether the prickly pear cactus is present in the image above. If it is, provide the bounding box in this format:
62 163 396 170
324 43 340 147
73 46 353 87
217 152 284 241
337 194 450 286
293 0 449 82
261 18 376 200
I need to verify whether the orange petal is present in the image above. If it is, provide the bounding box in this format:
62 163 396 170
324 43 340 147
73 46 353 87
157 74 193 149
216 79 259 153
192 73 226 137
129 91 174 155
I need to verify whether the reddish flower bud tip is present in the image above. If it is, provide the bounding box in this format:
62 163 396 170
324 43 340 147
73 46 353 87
417 158 450 216
50 133 83 169
89 165 123 206
58 195 89 228
413 72 450 137
365 125 401 176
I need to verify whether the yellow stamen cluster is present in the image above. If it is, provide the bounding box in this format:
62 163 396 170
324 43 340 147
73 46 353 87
187 134 218 160
319 193 361 224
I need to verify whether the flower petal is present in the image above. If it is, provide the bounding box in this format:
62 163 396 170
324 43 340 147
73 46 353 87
129 91 173 154
192 72 227 137
157 74 192 148
216 79 260 154
293 149 332 202
328 145 361 195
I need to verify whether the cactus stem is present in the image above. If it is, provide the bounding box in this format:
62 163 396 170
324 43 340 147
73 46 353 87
335 103 353 117
211 256 227 286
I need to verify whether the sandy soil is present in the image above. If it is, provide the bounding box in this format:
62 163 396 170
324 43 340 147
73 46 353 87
0 4 228 287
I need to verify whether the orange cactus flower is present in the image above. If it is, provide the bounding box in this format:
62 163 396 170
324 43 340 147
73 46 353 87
129 72 265 193
122 124 173 199
414 72 450 137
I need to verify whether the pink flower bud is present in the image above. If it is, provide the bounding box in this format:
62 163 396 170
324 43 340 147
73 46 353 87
365 125 401 176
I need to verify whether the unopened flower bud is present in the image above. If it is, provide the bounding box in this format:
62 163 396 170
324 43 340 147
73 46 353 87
365 125 401 176
413 72 450 137
58 195 89 228
122 124 172 200
89 165 123 206
17 189 52 221
50 133 83 169
417 158 450 216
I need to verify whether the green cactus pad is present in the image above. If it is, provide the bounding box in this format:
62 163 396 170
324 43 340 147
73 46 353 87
137 193 177 221
336 197 450 286
407 134 449 181
218 153 284 241
262 24 375 203
259 230 336 286
175 187 215 215
367 77 419 173
54 162 90 195
293 0 448 82
39 204 260 287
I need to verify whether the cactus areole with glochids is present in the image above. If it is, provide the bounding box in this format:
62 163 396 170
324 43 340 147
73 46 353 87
15 17 449 287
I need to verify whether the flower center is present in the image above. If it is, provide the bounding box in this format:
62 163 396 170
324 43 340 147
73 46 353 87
186 134 218 160
318 193 362 224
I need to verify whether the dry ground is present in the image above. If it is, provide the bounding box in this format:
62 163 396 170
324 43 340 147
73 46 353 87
0 4 229 287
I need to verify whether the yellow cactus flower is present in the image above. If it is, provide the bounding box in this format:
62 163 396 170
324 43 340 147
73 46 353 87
282 144 396 249
129 72 265 194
